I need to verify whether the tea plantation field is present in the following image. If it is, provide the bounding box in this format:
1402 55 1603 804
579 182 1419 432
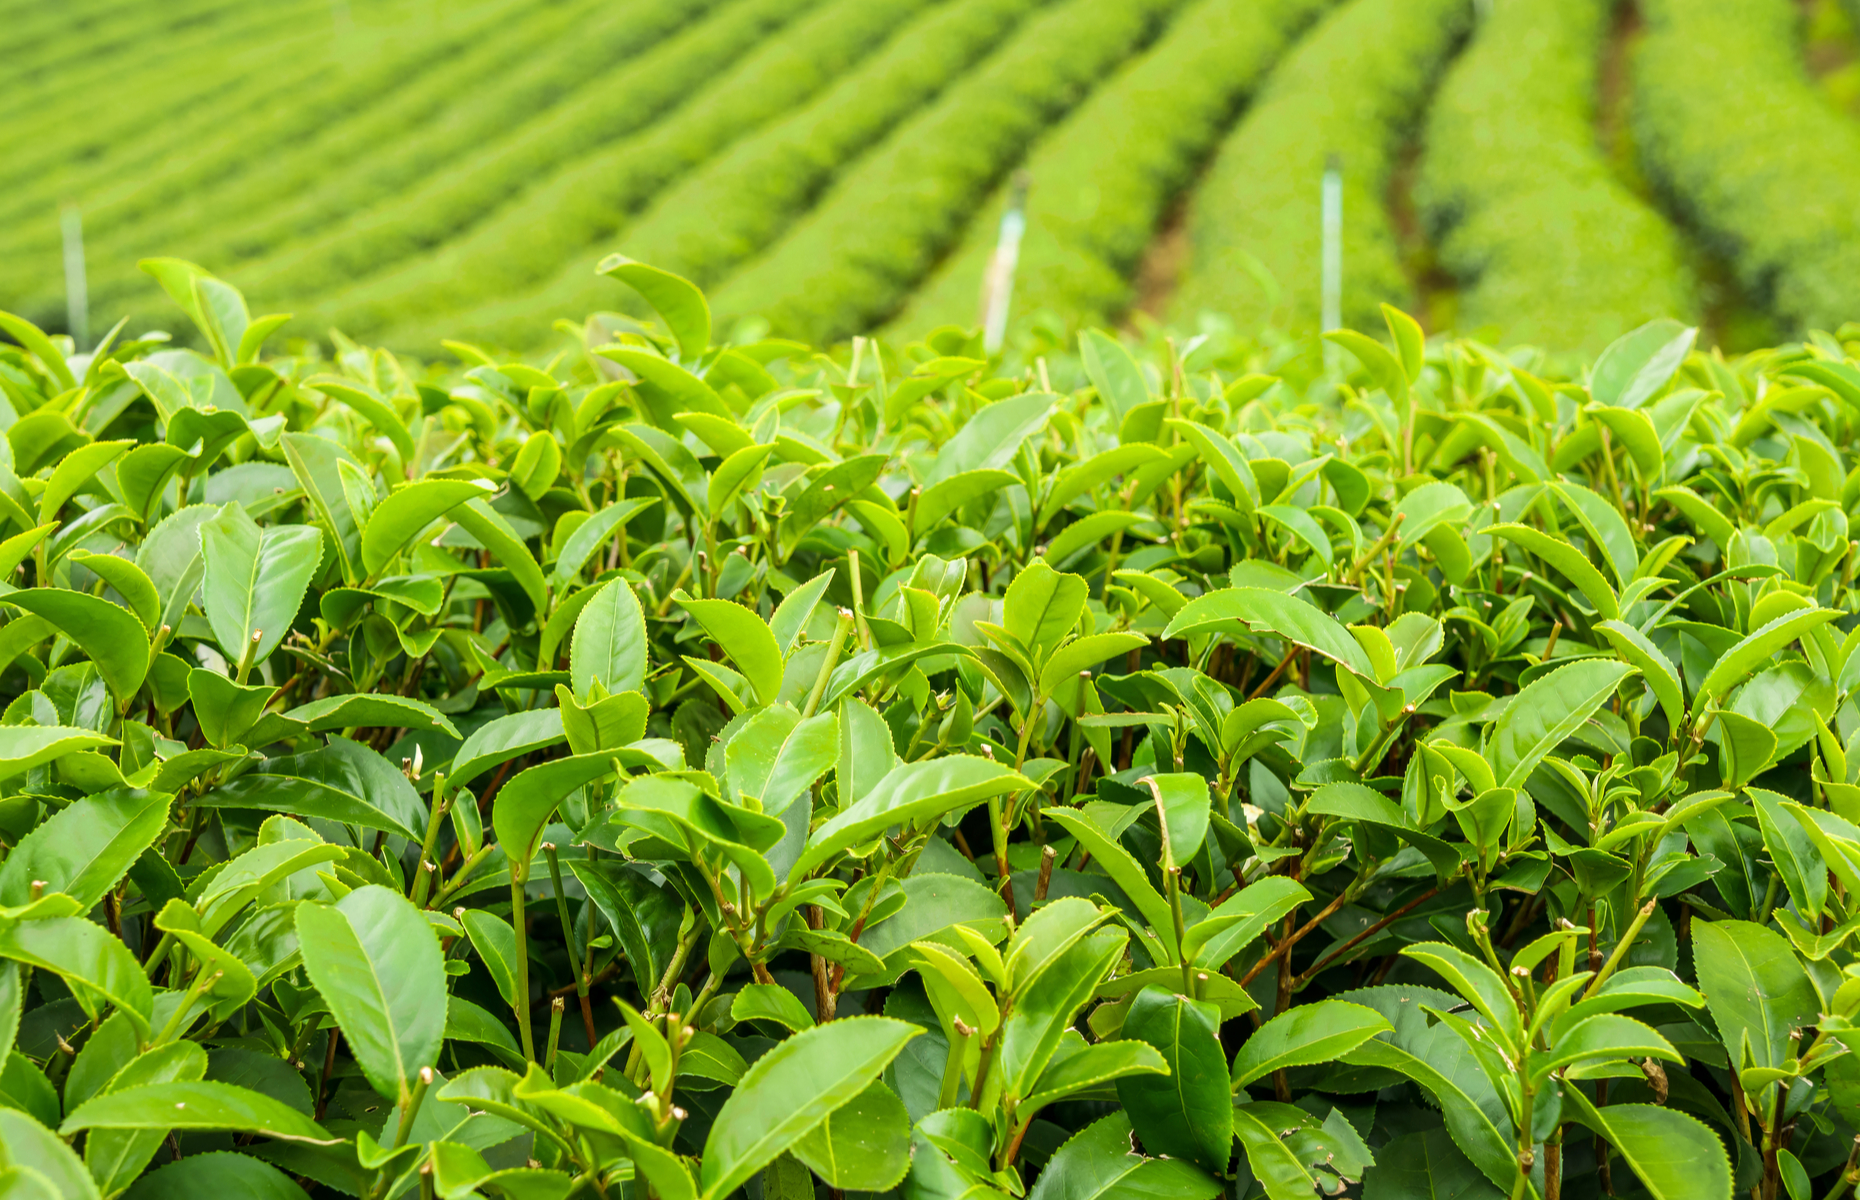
6 0 1860 355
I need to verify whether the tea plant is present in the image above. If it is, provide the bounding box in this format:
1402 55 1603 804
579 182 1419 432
1167 0 1469 334
891 0 1328 336
0 255 1858 1200
1417 0 1696 354
413 0 1044 356
1635 0 1860 332
705 0 1184 345
306 0 947 348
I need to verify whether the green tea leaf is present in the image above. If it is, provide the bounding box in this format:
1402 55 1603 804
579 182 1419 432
294 886 445 1104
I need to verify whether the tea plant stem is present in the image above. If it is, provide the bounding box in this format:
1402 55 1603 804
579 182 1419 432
315 1027 341 1121
431 844 495 908
545 996 566 1071
1166 866 1192 994
387 1066 435 1156
1239 887 1353 987
544 842 597 1049
801 609 854 720
848 547 872 651
1293 886 1438 988
511 876 537 1062
1584 899 1656 999
410 772 451 908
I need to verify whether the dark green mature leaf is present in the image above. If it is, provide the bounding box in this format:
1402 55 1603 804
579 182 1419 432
1028 1112 1220 1200
1115 986 1232 1174
294 886 445 1104
1361 1127 1502 1200
120 1152 311 1199
699 1017 919 1200
62 1080 340 1144
203 736 428 841
1693 919 1819 1072
0 788 168 909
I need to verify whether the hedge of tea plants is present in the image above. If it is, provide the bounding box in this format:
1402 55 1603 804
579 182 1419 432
2 255 1860 1200
1418 0 1698 355
296 0 948 348
365 0 1065 354
889 0 1331 336
1633 0 1860 333
704 0 1182 346
13 0 1860 354
1166 0 1470 335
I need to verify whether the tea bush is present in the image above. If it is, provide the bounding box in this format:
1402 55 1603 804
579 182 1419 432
707 0 1184 344
216 0 811 330
1168 0 1470 334
306 0 947 346
1418 0 1696 354
0 0 542 295
891 0 1331 335
2 253 1857 1200
416 0 1048 354
1634 0 1860 331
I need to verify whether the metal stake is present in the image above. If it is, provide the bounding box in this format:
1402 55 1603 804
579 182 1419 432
980 172 1031 356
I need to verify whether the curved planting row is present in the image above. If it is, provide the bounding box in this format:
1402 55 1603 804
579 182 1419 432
0 0 334 195
416 0 1054 354
0 0 306 127
225 0 815 333
1634 0 1860 332
300 0 947 345
0 0 540 324
38 0 694 329
6 0 246 91
159 0 709 274
1168 0 1471 333
890 0 1336 336
1418 0 1696 354
709 0 1188 344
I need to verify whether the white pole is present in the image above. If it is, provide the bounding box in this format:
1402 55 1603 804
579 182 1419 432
981 172 1031 356
1321 153 1343 371
1321 154 1343 331
61 206 88 352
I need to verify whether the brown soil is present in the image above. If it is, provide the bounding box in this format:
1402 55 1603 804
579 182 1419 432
1385 134 1454 335
1125 196 1191 329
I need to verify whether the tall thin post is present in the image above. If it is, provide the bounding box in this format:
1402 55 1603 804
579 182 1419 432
1320 153 1343 367
61 207 88 352
980 172 1031 356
